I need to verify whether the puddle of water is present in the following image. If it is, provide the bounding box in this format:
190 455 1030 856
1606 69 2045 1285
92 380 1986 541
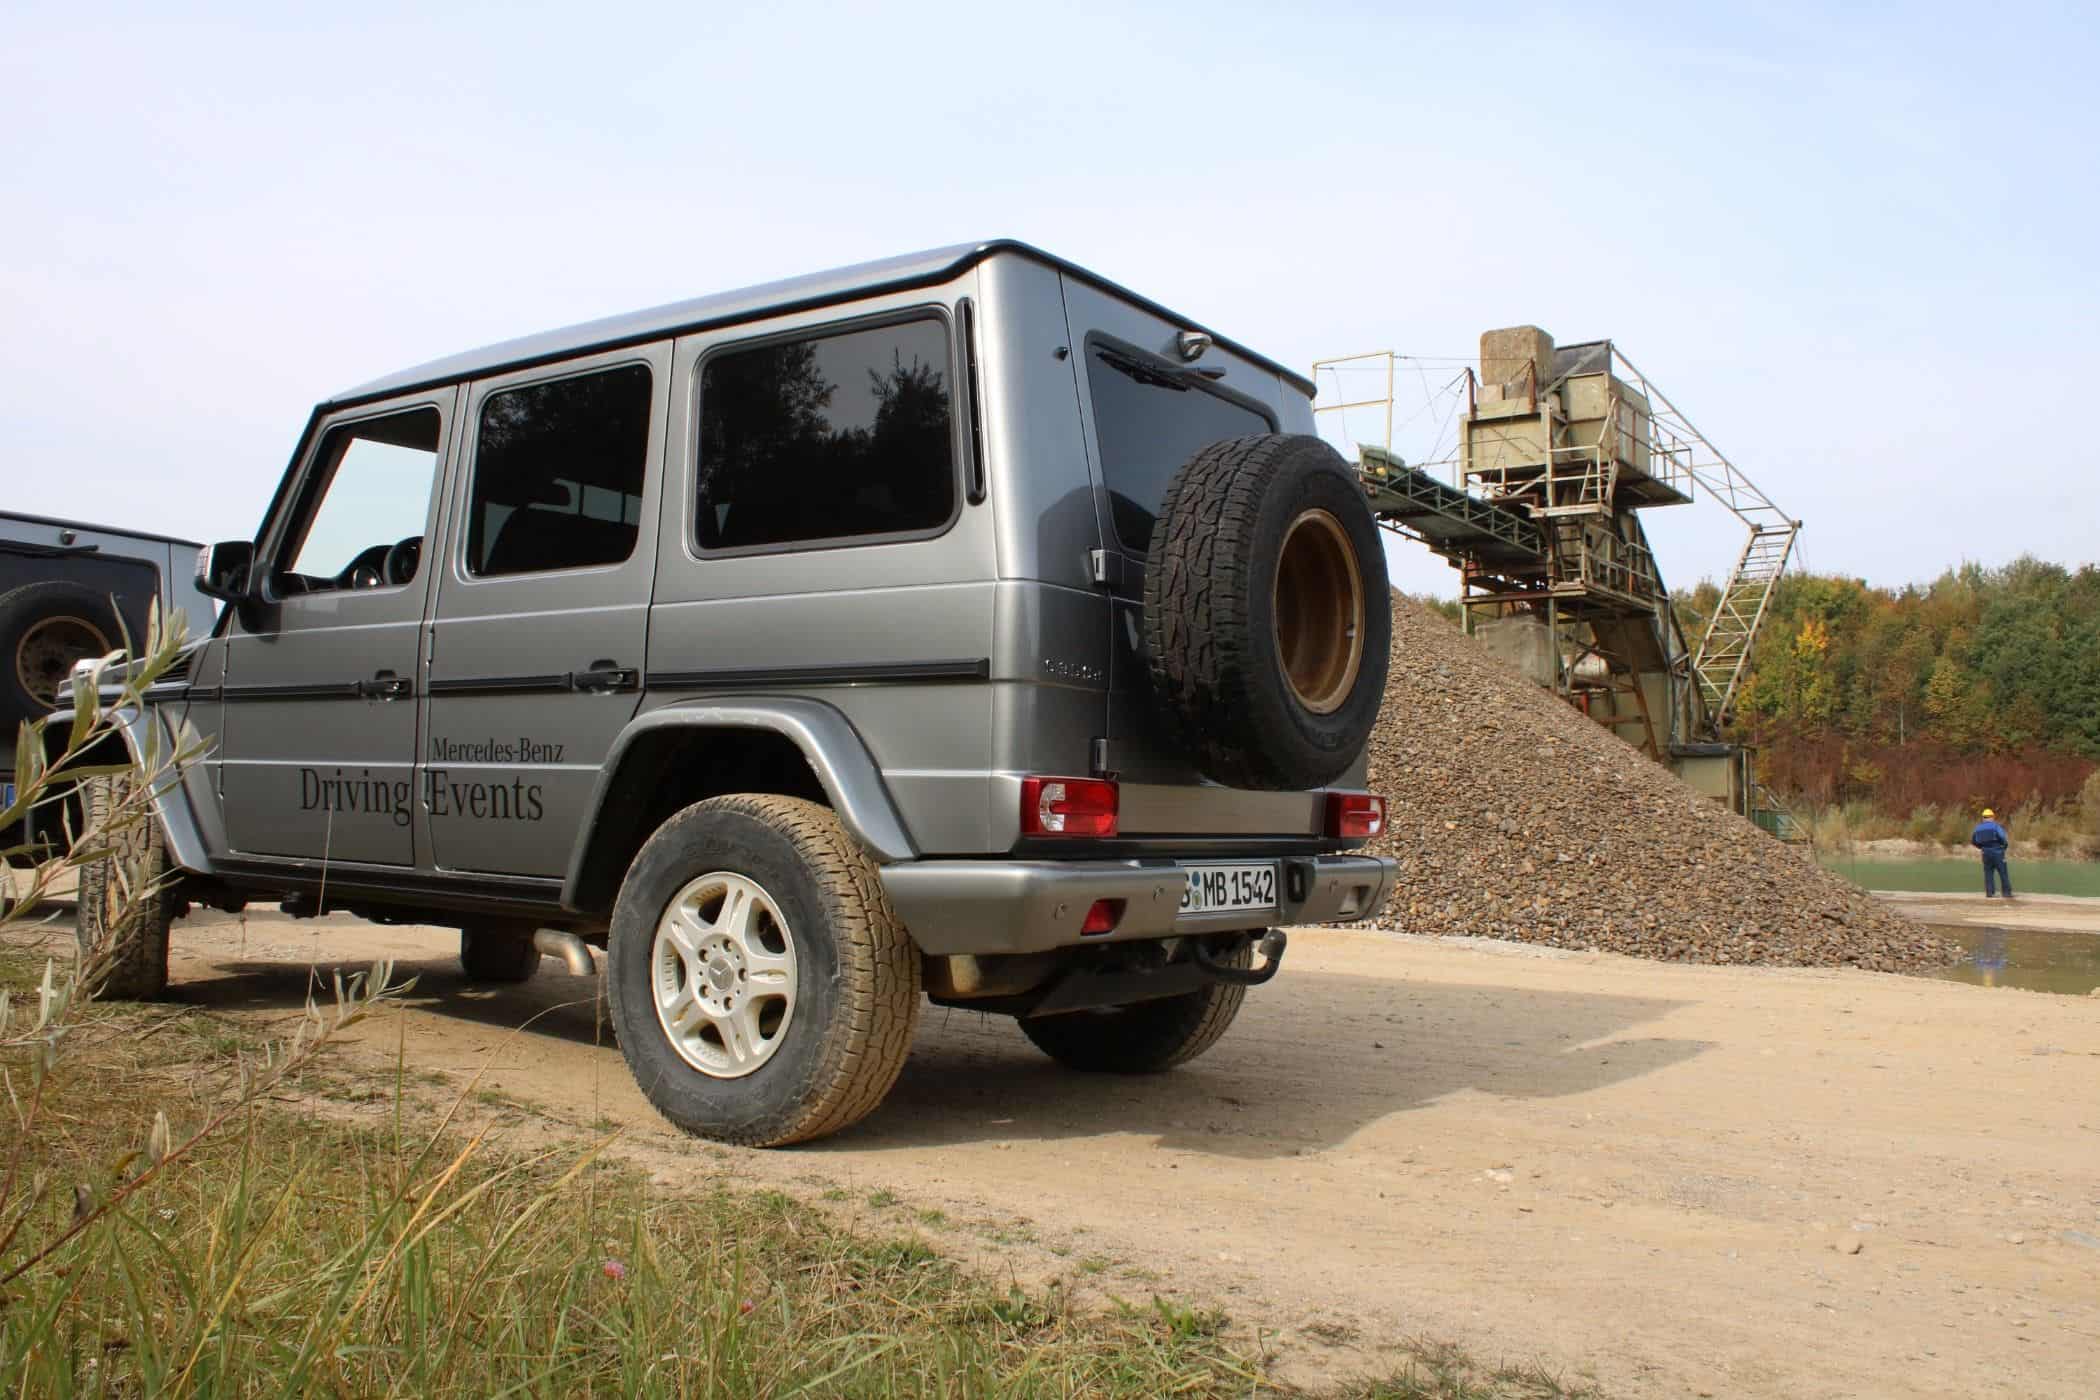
1925 924 2100 995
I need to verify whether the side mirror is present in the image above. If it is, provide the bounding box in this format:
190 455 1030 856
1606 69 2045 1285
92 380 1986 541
195 540 255 602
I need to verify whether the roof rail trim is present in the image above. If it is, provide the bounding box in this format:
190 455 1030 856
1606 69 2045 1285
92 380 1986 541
326 240 1313 407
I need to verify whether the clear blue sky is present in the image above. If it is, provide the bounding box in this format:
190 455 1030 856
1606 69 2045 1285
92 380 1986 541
4 1 2093 597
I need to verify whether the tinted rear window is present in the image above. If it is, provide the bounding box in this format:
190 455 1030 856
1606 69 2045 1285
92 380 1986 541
1086 343 1273 553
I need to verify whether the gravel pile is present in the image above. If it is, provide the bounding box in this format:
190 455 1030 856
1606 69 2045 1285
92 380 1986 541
1359 596 1957 971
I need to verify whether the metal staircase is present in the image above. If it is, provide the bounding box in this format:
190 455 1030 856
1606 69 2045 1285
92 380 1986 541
1601 350 1801 729
1692 523 1797 725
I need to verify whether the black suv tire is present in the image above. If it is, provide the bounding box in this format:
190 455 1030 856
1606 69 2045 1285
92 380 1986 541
1 581 122 727
75 772 174 1001
1018 941 1250 1074
1143 434 1391 790
459 924 542 983
605 794 920 1147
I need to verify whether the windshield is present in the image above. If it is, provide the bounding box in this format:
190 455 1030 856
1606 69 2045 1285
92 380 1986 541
1085 343 1273 554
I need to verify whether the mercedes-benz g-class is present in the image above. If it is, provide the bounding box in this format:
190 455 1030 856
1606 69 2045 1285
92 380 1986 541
66 241 1396 1145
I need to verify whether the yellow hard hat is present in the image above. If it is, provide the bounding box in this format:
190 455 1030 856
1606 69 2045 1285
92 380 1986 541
1981 808 1995 818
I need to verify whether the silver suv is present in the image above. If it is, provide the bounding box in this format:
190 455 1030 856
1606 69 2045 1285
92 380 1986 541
69 241 1396 1145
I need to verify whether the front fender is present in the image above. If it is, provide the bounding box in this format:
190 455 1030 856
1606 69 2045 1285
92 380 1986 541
45 700 214 876
560 697 918 907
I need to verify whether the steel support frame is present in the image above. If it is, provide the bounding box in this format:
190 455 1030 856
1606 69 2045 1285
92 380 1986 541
1328 339 1799 751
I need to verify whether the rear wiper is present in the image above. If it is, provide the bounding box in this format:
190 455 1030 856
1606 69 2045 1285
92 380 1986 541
1095 347 1225 391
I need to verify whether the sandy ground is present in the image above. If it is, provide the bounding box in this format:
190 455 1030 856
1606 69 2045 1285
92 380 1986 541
1874 890 2100 934
58 905 2081 1400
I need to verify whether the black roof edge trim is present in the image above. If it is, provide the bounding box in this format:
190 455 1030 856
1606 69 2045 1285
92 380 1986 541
0 509 203 551
320 240 1315 411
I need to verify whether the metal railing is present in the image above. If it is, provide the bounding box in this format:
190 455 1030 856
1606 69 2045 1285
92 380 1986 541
1604 349 1800 727
1358 446 1545 561
1750 782 1809 843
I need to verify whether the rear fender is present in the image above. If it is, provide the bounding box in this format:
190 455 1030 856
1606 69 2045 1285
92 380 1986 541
560 697 917 909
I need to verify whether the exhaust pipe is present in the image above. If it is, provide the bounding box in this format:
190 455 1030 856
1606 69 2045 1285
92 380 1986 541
532 928 598 977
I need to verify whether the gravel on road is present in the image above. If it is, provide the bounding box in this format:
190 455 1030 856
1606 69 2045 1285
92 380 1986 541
1360 596 1958 971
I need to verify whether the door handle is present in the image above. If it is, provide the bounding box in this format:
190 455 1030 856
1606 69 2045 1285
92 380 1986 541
570 662 638 694
358 672 412 700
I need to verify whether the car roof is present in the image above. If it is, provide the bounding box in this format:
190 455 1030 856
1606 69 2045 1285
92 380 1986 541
330 239 1315 405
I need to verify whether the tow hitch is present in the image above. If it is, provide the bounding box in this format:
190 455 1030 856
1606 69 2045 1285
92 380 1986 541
1194 928 1287 986
937 929 1292 1018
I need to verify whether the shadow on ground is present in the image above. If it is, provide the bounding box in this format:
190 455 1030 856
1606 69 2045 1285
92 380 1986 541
159 910 1707 1160
856 970 1706 1158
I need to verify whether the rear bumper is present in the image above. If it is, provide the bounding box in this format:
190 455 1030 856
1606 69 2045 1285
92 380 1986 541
881 853 1395 956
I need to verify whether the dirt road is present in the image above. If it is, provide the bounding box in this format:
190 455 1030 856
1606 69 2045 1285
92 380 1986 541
143 910 2100 1398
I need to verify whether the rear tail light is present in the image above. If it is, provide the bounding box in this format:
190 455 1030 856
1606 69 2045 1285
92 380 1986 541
1020 776 1119 837
1325 791 1387 839
1081 899 1124 935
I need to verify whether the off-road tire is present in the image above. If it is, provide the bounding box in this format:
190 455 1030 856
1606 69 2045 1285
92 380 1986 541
605 794 920 1147
1018 940 1251 1073
75 772 173 1001
0 581 123 727
1143 434 1391 790
459 924 542 983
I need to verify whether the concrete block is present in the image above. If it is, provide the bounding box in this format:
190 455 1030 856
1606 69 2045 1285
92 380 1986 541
1475 615 1557 688
1480 326 1555 398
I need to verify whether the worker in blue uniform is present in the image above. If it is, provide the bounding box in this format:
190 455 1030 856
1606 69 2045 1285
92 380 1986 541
1969 808 2013 899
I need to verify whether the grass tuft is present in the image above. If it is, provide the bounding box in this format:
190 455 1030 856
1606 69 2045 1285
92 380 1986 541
1338 1340 1605 1399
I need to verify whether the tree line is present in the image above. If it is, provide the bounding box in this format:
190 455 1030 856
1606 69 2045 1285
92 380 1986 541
1675 558 2100 814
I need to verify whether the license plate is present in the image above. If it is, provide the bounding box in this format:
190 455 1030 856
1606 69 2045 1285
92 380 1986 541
1179 862 1278 916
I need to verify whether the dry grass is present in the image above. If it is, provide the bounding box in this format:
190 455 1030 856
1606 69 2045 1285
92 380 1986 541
0 946 1603 1398
1806 798 2097 857
0 944 1258 1396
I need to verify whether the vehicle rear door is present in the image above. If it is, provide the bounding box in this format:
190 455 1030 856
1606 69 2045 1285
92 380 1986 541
1058 278 1293 807
217 392 455 866
420 347 669 877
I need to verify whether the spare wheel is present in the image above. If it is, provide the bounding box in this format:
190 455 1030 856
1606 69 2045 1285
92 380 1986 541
1142 434 1391 790
0 582 122 726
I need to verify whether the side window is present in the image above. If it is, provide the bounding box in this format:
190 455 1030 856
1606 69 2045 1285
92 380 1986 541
696 317 955 551
465 364 653 578
282 408 441 591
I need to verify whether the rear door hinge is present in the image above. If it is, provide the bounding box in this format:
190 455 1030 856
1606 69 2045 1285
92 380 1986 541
1089 736 1116 778
1088 548 1123 589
